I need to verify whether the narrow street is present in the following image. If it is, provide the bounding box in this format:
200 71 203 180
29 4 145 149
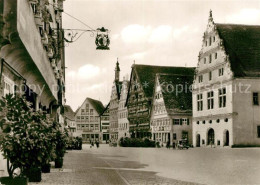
30 145 260 185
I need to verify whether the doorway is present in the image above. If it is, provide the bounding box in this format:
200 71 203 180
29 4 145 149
224 130 229 146
196 134 200 147
207 128 215 145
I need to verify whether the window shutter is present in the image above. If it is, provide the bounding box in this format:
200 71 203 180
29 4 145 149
180 119 183 125
187 119 190 125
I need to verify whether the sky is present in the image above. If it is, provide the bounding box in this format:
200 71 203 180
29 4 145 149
63 0 260 111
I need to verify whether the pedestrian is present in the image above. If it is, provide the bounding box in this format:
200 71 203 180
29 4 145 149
95 140 99 148
91 140 94 148
172 142 175 149
166 140 170 149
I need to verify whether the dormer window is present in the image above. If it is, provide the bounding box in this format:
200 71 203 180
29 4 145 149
215 53 217 59
204 58 206 64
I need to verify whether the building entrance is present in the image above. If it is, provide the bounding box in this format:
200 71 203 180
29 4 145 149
208 128 215 145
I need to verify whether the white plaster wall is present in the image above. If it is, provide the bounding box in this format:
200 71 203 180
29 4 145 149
232 79 260 145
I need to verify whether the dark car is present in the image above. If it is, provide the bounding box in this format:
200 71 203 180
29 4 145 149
177 139 189 149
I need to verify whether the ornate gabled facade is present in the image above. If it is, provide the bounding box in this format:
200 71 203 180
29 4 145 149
151 73 194 147
193 11 260 147
75 98 104 143
109 59 122 143
0 0 66 175
126 64 195 138
118 76 130 140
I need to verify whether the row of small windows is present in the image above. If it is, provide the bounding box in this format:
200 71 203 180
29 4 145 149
197 88 226 111
153 103 166 114
203 52 218 64
155 92 163 99
173 118 190 125
77 124 99 130
152 118 171 126
198 68 224 83
119 123 128 129
119 111 128 119
81 108 93 115
205 36 216 47
196 118 229 125
76 116 99 122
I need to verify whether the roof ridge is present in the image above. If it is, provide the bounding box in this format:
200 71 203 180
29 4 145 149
216 23 260 27
133 64 195 68
157 73 194 76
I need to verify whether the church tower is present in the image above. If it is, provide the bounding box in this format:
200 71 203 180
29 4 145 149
115 58 120 82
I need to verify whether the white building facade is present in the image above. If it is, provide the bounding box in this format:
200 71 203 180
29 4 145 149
193 11 260 147
118 78 130 140
75 98 104 142
151 73 194 147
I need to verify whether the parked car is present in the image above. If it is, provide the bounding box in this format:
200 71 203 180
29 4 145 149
176 139 189 149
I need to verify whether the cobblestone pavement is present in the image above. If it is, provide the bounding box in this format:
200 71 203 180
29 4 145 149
29 145 201 185
29 145 260 185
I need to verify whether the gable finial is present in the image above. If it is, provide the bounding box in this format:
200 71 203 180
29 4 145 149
208 9 213 22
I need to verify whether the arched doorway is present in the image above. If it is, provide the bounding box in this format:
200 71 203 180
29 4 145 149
196 134 200 147
208 128 215 145
224 130 229 146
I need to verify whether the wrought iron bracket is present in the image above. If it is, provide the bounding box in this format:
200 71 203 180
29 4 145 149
57 27 110 50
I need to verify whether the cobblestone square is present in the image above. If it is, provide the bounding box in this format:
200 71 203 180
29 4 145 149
30 145 260 185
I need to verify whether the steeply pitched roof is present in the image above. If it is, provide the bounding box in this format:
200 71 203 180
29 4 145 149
64 105 75 120
216 23 260 77
87 98 105 116
100 102 110 116
134 64 195 99
115 81 122 100
157 73 194 114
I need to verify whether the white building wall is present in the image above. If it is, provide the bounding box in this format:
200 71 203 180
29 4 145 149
192 15 234 147
118 79 130 140
75 99 101 142
232 79 260 146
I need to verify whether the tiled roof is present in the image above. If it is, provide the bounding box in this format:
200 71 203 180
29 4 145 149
157 73 194 114
216 24 260 77
64 105 75 120
87 98 105 116
134 64 195 99
115 81 122 100
100 102 110 116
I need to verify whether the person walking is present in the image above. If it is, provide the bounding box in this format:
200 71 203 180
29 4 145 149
91 140 94 148
95 140 99 148
166 140 170 149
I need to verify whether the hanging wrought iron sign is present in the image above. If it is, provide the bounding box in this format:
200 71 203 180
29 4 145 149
56 27 110 50
95 27 110 50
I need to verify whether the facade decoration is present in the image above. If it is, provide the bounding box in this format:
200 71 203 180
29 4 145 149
193 10 260 147
109 59 122 143
151 72 194 147
126 64 195 139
